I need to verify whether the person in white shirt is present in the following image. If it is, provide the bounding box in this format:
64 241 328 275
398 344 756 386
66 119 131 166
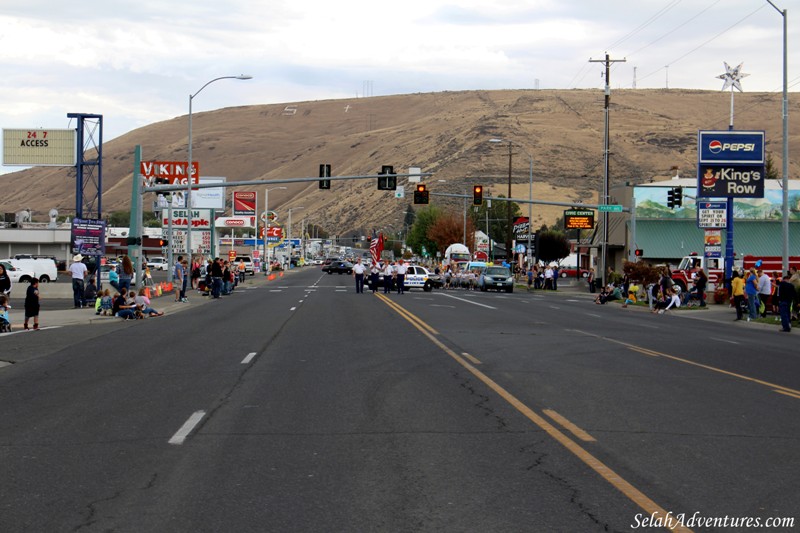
383 261 394 294
69 254 88 309
352 258 366 293
369 261 381 293
395 259 408 294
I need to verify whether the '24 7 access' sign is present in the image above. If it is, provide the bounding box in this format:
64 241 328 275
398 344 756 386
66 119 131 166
697 130 765 199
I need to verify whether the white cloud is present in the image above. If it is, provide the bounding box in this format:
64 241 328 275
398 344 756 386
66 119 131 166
0 0 797 176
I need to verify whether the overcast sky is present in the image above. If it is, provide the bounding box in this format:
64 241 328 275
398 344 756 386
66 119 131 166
1 0 797 174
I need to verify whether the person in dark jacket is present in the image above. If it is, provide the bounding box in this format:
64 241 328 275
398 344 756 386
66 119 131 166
0 263 11 296
776 272 797 332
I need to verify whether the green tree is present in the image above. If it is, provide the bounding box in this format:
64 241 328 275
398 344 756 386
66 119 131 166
406 205 441 256
537 230 571 264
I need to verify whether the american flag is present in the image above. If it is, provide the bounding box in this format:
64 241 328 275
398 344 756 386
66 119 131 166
370 231 384 264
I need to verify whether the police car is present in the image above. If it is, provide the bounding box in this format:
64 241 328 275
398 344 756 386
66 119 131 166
366 264 436 292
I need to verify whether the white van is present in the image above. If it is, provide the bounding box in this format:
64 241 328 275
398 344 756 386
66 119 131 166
5 257 59 283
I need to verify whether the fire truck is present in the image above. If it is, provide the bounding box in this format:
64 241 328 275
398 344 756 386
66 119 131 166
672 253 800 292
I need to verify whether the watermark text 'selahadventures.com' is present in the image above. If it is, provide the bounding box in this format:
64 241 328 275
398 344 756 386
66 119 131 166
632 512 795 530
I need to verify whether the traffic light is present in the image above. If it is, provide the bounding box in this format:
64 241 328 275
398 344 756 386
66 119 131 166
413 184 429 205
159 238 169 248
674 186 683 208
377 165 396 190
667 188 676 209
126 236 142 245
473 185 483 206
319 164 331 189
634 249 644 257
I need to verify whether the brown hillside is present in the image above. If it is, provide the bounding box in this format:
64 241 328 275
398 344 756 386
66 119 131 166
2 89 798 233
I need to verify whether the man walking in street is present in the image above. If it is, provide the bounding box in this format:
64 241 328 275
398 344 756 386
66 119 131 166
353 258 366 293
69 254 88 309
395 259 407 294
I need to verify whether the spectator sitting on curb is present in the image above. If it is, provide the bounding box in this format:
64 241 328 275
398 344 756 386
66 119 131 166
112 288 137 320
621 283 639 308
135 288 164 317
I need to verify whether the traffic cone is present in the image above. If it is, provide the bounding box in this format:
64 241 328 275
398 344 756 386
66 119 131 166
144 287 150 299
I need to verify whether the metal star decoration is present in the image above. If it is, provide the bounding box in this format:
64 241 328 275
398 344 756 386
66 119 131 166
717 61 749 92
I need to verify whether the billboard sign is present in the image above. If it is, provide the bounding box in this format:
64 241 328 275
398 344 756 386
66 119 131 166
3 128 77 166
233 191 257 216
564 209 595 230
192 177 225 209
697 130 765 199
697 201 728 228
162 208 212 229
513 217 530 239
704 229 722 258
70 218 106 256
140 161 199 186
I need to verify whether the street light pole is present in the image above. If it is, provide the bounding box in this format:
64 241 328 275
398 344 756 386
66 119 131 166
186 75 252 258
767 0 790 274
264 186 287 274
490 139 534 266
287 206 305 268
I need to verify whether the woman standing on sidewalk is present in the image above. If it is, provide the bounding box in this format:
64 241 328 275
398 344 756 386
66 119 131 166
731 271 745 321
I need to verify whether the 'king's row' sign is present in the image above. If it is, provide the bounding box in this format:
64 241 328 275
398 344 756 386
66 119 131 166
697 130 765 199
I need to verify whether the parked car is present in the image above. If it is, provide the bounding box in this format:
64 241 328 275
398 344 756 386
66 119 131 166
99 264 137 286
559 267 589 278
231 256 255 275
4 257 58 283
146 257 169 271
365 265 436 292
1 260 36 292
322 261 354 275
479 266 514 293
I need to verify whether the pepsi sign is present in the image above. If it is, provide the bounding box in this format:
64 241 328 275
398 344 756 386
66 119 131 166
698 130 764 163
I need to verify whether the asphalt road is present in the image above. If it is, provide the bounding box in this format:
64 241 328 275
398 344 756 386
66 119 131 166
1 268 798 532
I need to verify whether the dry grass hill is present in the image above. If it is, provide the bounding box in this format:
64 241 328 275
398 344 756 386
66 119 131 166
2 89 798 233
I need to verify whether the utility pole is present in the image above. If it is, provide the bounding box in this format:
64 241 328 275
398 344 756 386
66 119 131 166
589 53 626 286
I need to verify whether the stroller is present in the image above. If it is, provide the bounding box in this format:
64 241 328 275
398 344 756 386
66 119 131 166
0 304 10 333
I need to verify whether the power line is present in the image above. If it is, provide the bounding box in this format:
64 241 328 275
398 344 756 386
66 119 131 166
606 0 683 51
625 0 722 58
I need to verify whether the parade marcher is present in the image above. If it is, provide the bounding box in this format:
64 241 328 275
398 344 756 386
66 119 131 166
383 260 394 294
369 260 381 293
352 258 366 293
69 254 88 309
24 278 40 330
395 259 407 294
776 272 796 333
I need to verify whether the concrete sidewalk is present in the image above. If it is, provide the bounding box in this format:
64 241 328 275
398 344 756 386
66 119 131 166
1 269 292 331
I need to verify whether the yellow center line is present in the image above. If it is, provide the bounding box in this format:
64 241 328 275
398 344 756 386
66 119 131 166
461 352 482 365
376 293 439 335
380 299 691 533
569 329 800 399
543 409 597 442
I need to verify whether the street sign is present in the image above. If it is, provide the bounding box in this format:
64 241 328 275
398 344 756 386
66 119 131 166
598 205 623 212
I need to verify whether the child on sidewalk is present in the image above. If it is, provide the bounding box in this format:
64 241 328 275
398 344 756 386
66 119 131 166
24 279 40 330
0 294 11 332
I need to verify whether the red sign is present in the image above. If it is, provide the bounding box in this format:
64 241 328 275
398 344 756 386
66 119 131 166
233 191 257 216
266 227 282 238
228 250 237 262
140 161 199 185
